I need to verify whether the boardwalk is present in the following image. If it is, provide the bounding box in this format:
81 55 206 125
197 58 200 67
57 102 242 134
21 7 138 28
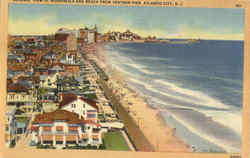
121 130 136 151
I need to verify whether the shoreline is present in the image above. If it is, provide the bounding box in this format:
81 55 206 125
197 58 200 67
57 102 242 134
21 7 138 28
108 75 191 152
85 43 191 152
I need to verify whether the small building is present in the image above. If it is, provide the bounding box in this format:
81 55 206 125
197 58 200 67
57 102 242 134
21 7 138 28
58 93 99 123
65 51 77 65
7 83 37 113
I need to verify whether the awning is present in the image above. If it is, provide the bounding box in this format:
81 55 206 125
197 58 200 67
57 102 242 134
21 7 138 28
55 135 64 141
66 135 77 141
92 135 99 139
43 126 51 131
81 133 88 139
42 135 53 141
68 126 78 131
56 126 63 131
31 126 39 131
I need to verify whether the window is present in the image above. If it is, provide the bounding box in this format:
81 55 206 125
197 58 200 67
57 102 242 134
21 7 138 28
71 104 76 108
83 104 85 108
87 114 96 118
87 110 96 113
10 95 14 100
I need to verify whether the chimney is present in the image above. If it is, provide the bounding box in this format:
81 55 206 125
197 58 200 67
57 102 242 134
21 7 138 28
58 93 63 102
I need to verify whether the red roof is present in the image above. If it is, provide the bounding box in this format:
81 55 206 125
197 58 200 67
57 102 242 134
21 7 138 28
58 94 98 110
58 93 78 108
33 110 79 124
80 120 101 127
7 83 29 93
30 126 39 131
79 97 98 110
32 110 101 127
56 126 63 131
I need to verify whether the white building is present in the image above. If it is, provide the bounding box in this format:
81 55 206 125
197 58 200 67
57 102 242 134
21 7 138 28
30 110 102 147
88 31 95 43
87 25 97 43
58 93 99 123
65 52 76 64
7 83 37 113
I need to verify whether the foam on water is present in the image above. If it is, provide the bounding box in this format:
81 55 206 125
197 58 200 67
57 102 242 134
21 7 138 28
126 63 158 75
165 110 240 153
105 42 242 153
129 77 230 110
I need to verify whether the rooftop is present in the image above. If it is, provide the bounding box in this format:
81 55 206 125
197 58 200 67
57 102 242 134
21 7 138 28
33 109 101 127
58 93 98 110
8 83 29 93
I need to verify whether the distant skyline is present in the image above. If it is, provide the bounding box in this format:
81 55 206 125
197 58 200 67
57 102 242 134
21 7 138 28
8 4 245 40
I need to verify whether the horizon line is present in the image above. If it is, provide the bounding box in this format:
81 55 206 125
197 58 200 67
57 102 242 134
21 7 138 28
9 34 244 41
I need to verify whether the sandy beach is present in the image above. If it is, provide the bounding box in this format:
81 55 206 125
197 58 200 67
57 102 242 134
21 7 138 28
84 43 191 152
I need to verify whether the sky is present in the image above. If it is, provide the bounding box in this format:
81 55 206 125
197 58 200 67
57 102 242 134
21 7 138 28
8 4 245 40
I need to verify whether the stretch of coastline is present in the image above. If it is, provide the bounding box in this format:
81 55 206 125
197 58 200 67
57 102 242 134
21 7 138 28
82 43 191 152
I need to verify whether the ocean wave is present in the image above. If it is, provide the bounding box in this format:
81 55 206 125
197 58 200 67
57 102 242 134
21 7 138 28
149 96 241 135
165 110 241 153
195 109 242 134
107 50 160 76
129 77 231 110
117 46 137 52
105 42 242 153
125 63 158 75
154 79 233 109
136 56 174 62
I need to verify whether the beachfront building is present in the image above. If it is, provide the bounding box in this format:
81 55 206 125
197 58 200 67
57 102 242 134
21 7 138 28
7 83 37 113
79 27 89 42
58 93 99 123
66 33 77 51
30 110 102 147
88 30 96 43
55 28 79 42
79 25 98 43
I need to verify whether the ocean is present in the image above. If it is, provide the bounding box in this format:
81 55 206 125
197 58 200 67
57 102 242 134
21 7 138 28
104 40 243 153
